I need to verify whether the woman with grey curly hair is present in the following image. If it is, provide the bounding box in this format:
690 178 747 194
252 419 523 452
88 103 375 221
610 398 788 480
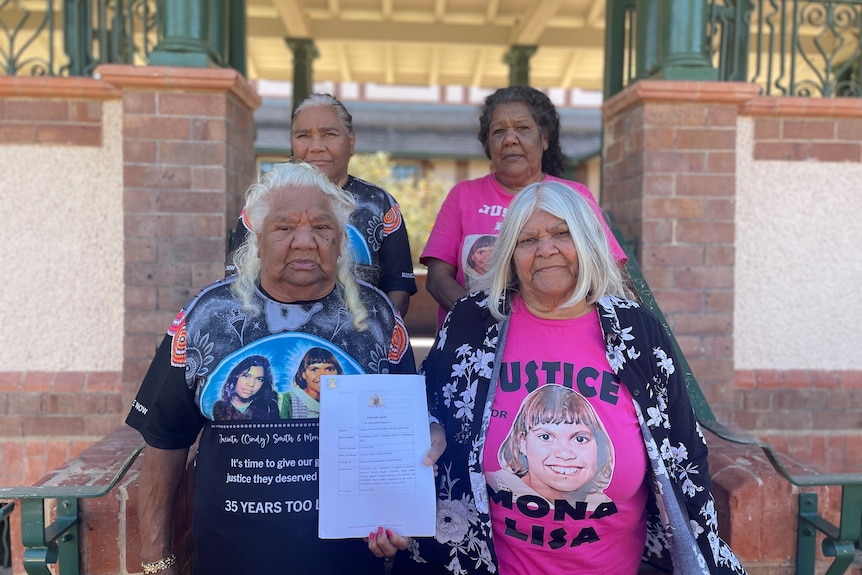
421 85 628 327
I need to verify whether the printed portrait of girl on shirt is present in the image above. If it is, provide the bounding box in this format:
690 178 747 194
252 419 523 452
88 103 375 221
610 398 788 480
464 234 496 280
280 347 344 419
488 384 614 511
212 355 279 421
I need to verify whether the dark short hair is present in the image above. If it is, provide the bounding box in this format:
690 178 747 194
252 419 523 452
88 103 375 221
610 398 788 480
477 86 564 177
293 347 344 389
467 235 496 268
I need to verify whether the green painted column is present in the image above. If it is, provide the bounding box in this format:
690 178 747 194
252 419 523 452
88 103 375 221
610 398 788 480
504 45 538 86
603 0 636 100
635 0 660 78
286 38 319 118
63 0 93 76
651 0 717 80
208 0 229 66
149 0 220 67
228 0 247 77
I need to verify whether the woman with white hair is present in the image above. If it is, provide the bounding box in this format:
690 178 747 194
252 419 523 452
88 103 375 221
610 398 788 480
128 162 415 575
394 181 747 574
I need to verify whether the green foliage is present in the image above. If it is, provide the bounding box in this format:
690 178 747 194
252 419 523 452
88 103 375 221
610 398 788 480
348 152 451 268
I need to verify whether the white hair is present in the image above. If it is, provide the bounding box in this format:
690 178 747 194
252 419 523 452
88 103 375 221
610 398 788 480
230 162 369 330
475 180 629 320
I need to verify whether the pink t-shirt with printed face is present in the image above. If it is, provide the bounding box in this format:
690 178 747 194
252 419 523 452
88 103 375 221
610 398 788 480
484 298 648 575
420 173 627 326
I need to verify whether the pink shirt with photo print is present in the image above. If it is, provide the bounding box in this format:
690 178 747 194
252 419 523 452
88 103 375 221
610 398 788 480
484 297 648 575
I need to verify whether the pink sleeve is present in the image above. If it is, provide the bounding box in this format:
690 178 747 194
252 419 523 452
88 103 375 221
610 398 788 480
420 184 465 267
558 178 628 265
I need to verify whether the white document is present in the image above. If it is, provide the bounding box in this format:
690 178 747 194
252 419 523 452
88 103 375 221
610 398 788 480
318 374 436 539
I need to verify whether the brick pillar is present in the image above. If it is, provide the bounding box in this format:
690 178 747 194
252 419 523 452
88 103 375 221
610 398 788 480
602 80 759 422
94 65 260 410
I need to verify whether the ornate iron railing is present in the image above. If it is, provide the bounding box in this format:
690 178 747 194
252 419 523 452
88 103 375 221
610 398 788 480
708 0 862 96
0 0 157 77
605 0 862 98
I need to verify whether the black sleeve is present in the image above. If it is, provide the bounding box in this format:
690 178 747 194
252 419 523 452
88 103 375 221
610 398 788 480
421 317 449 426
126 335 206 449
378 200 418 295
388 309 418 374
392 341 418 375
421 296 484 426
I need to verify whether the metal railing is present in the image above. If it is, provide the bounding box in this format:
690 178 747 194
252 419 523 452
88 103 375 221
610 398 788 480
1 501 13 568
0 431 145 575
0 0 157 77
605 0 862 98
605 210 862 575
709 0 862 96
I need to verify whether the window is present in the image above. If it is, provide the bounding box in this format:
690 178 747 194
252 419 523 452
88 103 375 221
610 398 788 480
391 162 421 182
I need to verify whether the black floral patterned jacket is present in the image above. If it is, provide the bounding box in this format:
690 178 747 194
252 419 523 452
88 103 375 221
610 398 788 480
396 292 747 575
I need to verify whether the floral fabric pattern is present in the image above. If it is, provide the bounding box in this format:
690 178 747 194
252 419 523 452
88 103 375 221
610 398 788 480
395 293 747 575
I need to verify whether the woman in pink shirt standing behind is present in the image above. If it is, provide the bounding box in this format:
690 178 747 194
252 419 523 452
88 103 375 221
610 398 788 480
421 85 627 325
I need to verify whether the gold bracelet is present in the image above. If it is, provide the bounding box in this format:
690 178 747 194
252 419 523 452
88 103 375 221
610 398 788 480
142 554 176 574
